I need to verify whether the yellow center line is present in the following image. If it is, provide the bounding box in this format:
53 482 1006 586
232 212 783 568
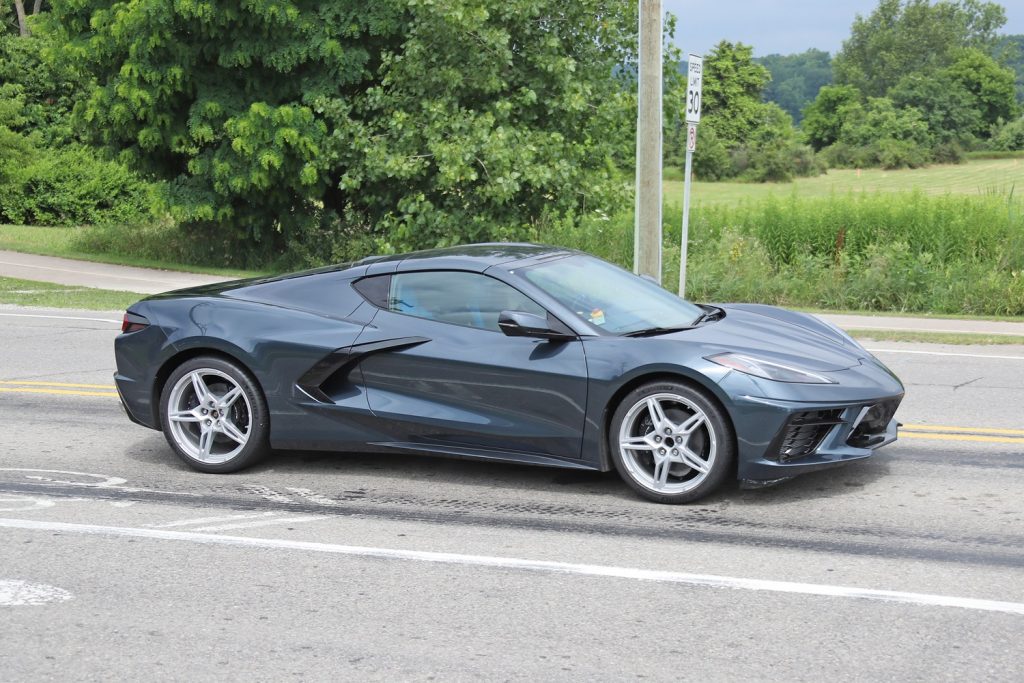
0 380 116 390
902 423 1024 437
0 387 119 398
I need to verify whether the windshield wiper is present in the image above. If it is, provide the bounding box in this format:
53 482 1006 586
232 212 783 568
692 306 725 326
621 325 696 338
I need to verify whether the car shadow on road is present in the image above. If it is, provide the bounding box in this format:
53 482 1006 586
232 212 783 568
124 432 893 508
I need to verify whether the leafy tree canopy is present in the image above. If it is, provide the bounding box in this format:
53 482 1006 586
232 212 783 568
756 49 833 123
48 0 638 264
800 85 861 151
834 0 1007 98
700 40 771 145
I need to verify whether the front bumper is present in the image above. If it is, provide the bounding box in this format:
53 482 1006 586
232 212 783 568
731 393 902 482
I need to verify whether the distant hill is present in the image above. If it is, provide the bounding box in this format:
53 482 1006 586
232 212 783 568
755 49 833 124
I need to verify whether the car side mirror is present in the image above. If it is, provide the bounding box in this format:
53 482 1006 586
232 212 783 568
498 310 576 341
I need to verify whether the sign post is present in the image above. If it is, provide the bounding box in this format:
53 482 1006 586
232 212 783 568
679 54 702 297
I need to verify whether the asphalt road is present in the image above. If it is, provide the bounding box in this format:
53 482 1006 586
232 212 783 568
1 307 1023 681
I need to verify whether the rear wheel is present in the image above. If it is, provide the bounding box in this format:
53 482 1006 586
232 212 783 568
609 381 734 504
159 356 270 473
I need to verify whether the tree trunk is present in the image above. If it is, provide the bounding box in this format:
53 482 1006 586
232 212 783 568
13 0 30 36
33 0 43 15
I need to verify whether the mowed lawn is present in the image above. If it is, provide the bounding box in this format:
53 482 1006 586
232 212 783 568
664 157 1024 207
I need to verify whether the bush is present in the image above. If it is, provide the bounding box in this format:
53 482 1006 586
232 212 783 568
0 145 154 226
992 118 1024 151
873 138 931 169
691 126 734 181
931 141 966 164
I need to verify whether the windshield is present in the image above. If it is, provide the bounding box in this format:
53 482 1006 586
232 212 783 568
518 255 704 335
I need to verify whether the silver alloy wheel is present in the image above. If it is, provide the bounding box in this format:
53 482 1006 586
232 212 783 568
617 392 717 493
165 368 252 465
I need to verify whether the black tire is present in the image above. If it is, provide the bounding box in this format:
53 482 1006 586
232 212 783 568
609 380 734 504
158 355 270 473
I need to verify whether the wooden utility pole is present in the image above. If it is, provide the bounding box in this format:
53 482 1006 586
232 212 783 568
633 0 662 282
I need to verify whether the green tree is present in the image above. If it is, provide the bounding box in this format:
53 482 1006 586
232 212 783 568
1 3 16 36
889 72 981 143
0 32 90 145
757 49 833 123
700 40 772 145
686 41 821 182
944 47 1019 131
889 47 1018 142
834 0 1007 98
829 97 934 169
801 84 861 151
48 1 637 264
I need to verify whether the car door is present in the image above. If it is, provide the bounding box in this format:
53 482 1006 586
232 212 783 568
351 270 589 461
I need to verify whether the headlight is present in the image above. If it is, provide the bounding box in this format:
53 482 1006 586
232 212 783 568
706 352 837 384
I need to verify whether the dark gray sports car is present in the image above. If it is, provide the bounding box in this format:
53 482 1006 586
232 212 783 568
114 243 903 503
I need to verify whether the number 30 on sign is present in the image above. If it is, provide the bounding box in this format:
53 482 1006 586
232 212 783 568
686 54 703 124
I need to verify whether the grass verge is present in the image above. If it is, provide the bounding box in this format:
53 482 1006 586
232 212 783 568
0 225 263 278
0 277 144 310
849 329 1024 345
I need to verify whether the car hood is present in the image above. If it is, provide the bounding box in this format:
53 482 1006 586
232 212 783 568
671 304 868 372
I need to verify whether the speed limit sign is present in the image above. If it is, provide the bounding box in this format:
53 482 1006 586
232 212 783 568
685 54 703 124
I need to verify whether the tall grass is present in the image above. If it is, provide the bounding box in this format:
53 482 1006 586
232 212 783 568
544 191 1024 316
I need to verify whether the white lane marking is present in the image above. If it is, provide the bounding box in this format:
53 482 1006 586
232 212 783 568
0 580 73 606
0 312 121 325
0 468 198 498
866 348 1024 361
192 516 321 532
2 518 1022 616
0 495 55 512
148 512 279 529
0 468 128 488
854 325 1024 336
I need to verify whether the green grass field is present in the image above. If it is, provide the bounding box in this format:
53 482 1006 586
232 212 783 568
664 157 1024 207
0 276 143 310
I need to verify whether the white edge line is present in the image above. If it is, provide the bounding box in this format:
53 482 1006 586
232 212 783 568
0 312 121 324
2 517 1022 616
147 511 279 529
192 516 321 532
866 348 1024 361
851 324 1024 336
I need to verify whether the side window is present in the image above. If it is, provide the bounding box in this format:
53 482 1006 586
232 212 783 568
387 271 546 332
352 274 390 308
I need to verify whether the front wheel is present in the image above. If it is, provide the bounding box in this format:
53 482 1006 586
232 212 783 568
159 356 270 473
609 381 735 504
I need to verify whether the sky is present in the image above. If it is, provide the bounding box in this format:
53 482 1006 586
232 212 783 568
661 0 1024 58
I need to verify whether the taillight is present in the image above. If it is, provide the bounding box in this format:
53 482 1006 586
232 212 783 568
121 312 149 334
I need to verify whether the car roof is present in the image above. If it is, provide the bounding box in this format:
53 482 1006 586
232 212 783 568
352 242 574 274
